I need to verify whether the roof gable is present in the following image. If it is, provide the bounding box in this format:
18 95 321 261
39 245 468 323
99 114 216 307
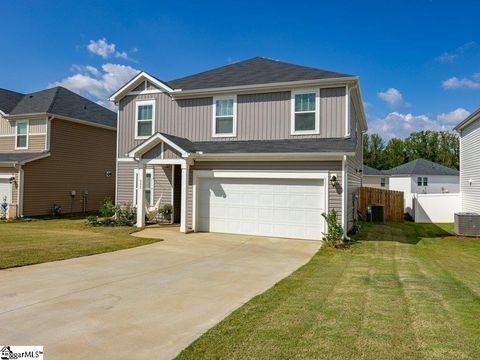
454 107 479 132
167 57 353 91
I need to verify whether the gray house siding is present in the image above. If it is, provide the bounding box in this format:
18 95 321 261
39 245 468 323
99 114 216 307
460 119 480 213
117 87 347 156
116 162 173 207
346 99 363 231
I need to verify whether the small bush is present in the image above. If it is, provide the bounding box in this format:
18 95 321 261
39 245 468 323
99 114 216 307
99 197 116 218
115 204 136 227
101 217 114 226
161 203 173 215
85 215 98 225
0 196 7 220
321 209 345 248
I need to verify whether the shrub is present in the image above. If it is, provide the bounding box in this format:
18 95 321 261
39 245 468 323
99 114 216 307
99 197 116 218
115 204 136 227
101 217 114 226
85 215 98 225
321 209 345 248
0 196 7 220
161 203 173 215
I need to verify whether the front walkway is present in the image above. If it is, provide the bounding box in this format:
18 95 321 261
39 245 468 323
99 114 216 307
0 226 320 360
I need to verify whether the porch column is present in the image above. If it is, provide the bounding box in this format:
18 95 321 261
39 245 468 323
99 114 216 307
180 162 189 233
136 161 146 228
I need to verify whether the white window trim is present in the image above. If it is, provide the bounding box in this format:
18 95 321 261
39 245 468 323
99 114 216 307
212 95 237 138
291 89 320 135
133 168 154 206
15 120 29 150
135 100 156 140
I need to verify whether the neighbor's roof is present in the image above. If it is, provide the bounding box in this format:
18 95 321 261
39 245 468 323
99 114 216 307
1 87 116 128
386 159 459 176
167 57 353 91
363 165 387 176
0 151 50 164
0 88 24 114
454 107 479 131
146 132 356 155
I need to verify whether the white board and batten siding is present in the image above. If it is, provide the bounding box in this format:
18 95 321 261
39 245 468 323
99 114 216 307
413 193 461 223
460 119 480 213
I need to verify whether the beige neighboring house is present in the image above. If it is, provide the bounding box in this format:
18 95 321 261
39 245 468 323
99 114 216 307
454 108 480 213
110 57 368 240
0 86 116 217
362 165 389 189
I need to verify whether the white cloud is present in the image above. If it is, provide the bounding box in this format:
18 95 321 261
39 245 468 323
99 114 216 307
86 37 134 61
435 41 476 63
437 108 470 124
87 38 116 58
50 63 140 101
442 74 480 90
377 88 406 107
369 109 470 139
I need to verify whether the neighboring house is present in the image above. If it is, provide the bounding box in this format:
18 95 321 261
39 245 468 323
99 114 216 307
387 158 459 214
454 108 480 213
362 165 389 189
110 57 367 241
0 86 116 217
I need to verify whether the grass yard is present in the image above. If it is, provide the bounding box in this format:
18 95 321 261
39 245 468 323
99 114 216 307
0 217 160 269
177 222 480 360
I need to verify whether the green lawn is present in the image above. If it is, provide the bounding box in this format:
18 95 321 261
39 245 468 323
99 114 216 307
177 222 480 360
0 217 160 269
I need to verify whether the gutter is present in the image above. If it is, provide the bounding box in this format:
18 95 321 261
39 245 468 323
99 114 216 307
4 113 116 131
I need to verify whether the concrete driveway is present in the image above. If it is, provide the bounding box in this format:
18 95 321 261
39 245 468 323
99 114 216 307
0 226 320 360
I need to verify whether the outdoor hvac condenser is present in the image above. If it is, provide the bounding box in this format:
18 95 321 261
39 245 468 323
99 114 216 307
455 212 480 237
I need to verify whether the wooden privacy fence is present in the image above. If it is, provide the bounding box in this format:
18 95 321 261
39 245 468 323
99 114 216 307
359 187 404 222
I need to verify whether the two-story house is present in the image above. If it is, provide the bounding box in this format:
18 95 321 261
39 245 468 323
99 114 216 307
110 57 367 240
0 86 116 217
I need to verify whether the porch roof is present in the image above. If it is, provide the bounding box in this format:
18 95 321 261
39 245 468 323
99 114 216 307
130 132 357 158
0 151 50 164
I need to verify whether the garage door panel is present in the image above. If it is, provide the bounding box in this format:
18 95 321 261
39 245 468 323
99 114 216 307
0 180 12 205
197 177 326 240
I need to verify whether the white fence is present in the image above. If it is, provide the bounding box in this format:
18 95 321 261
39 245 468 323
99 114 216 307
413 193 461 223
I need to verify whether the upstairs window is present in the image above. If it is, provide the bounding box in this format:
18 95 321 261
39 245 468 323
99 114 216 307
213 96 236 137
291 90 319 134
15 120 28 149
380 177 386 187
136 100 155 139
417 177 428 186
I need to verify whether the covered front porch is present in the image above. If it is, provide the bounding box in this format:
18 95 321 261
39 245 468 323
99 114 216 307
127 133 193 232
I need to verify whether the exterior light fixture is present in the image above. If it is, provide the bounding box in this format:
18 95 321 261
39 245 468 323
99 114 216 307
106 170 113 177
329 175 338 187
9 176 15 184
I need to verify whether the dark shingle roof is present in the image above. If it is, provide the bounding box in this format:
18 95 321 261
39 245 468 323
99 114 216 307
387 159 459 176
8 87 116 128
158 133 356 154
0 151 49 164
0 88 24 114
167 57 353 91
363 165 386 176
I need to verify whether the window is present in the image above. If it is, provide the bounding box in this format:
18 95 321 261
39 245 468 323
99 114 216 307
15 120 28 149
134 169 154 206
380 177 386 187
291 90 319 134
417 176 428 186
135 100 155 139
213 96 236 137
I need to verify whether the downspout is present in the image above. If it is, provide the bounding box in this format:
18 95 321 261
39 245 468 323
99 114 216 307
17 164 24 218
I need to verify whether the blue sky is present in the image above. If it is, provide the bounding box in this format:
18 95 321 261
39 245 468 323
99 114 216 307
1 0 479 138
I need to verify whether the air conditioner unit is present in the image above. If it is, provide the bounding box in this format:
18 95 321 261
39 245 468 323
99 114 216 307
367 204 385 223
454 212 480 237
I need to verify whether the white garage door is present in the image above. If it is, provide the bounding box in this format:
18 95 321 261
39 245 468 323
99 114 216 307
197 177 326 240
0 179 12 205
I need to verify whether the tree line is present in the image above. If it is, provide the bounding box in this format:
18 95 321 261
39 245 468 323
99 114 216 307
363 130 459 170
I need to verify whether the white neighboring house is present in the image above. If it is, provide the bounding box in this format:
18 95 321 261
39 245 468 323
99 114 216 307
454 108 480 213
362 165 389 189
387 158 459 215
